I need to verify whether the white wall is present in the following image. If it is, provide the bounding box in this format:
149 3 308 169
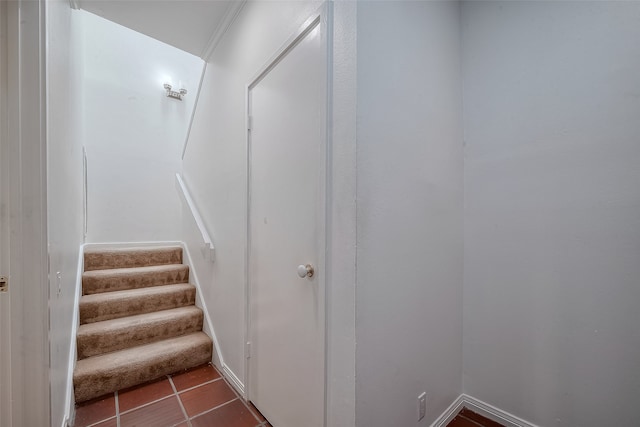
462 2 640 426
326 2 357 426
355 2 464 426
182 0 323 392
81 11 202 243
46 3 84 426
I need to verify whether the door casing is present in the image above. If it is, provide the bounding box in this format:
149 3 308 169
1 1 50 426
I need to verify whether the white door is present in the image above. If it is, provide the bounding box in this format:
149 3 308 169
247 12 327 427
0 2 11 425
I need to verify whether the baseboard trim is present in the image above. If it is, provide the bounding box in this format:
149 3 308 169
222 364 246 398
431 394 539 427
430 395 465 427
461 395 539 427
63 245 85 427
181 241 246 398
180 242 224 370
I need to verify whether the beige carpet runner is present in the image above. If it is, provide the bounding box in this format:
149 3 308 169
73 246 212 403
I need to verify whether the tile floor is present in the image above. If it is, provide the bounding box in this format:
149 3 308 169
73 363 271 427
446 407 505 427
74 364 501 427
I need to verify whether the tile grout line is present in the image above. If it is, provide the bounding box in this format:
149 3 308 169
220 367 263 424
102 367 222 418
188 396 239 421
84 415 117 427
117 373 194 416
114 391 120 427
169 375 192 427
233 387 263 424
459 414 486 427
174 375 223 394
118 393 176 416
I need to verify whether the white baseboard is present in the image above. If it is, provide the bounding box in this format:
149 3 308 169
62 245 85 427
431 394 539 427
430 395 465 427
461 395 539 427
179 241 246 399
222 364 246 398
180 242 225 370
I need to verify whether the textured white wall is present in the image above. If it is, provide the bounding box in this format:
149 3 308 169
182 0 323 391
46 3 84 426
81 11 202 243
355 2 464 426
326 2 357 426
462 2 640 426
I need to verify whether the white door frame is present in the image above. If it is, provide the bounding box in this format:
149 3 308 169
3 1 50 426
243 3 331 423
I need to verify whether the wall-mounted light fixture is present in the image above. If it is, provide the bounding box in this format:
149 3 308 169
164 83 187 101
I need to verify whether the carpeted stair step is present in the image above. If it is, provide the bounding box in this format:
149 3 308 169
77 306 204 359
84 246 183 271
82 264 189 295
79 283 196 324
74 331 212 403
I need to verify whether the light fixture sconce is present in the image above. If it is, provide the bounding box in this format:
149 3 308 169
164 83 187 101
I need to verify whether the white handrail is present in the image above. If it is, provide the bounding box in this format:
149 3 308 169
175 173 215 263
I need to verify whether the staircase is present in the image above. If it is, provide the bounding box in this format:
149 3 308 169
73 246 212 403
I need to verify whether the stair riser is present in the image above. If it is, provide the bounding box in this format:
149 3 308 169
84 247 183 271
74 335 212 403
83 266 189 295
77 311 204 359
80 286 196 324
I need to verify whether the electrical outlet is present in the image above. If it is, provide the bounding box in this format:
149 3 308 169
418 392 426 421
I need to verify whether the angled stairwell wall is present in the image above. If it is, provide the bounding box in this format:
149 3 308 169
73 245 213 403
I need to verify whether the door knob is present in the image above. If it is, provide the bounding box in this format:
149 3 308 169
297 264 314 278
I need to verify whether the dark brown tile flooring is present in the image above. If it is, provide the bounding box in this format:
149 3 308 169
75 365 499 427
446 407 505 427
73 364 271 427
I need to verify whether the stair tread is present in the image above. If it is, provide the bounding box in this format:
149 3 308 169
84 246 183 271
78 306 202 336
83 263 188 278
79 283 196 324
75 331 210 372
74 332 212 402
80 282 195 303
84 245 182 254
77 306 204 359
82 264 190 295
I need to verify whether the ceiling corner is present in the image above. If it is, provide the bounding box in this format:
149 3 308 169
201 0 247 61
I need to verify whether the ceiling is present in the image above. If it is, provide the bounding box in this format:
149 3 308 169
77 0 242 59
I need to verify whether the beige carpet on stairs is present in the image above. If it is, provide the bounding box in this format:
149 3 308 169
73 246 213 403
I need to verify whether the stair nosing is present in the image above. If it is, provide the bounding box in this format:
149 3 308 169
73 331 212 402
79 282 195 302
74 331 211 372
82 263 188 277
77 305 203 335
84 245 183 253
